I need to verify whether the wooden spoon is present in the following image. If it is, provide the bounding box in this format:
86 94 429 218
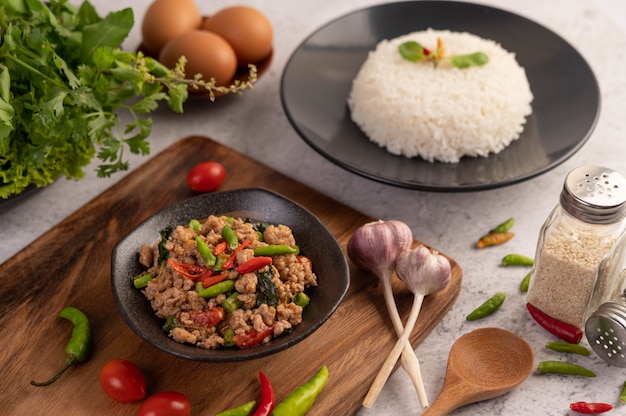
422 327 534 416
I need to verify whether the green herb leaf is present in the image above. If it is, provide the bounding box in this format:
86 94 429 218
398 41 425 62
256 269 278 307
448 52 489 69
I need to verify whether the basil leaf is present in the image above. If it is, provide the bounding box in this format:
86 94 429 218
398 41 425 62
256 269 278 307
448 52 489 69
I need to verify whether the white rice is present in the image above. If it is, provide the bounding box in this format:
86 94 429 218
348 29 533 163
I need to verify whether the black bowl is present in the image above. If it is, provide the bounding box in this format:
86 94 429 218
111 188 349 361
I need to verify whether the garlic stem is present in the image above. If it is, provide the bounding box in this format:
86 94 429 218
380 275 429 409
363 293 425 408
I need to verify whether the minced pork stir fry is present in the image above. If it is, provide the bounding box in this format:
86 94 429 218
135 215 318 349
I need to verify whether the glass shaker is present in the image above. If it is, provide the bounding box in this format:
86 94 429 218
527 165 626 335
584 230 626 366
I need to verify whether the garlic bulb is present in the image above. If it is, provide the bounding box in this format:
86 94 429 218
347 219 413 277
396 245 452 296
349 220 430 409
364 244 452 409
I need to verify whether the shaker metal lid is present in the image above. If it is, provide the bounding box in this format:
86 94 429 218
585 302 626 367
560 165 626 224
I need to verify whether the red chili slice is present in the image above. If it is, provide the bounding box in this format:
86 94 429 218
233 327 274 348
168 258 212 280
237 256 272 274
188 307 225 328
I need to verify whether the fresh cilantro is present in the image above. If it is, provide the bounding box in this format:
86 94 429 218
0 0 256 198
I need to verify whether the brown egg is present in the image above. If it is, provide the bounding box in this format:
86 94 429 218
158 30 237 87
202 6 273 66
141 0 202 57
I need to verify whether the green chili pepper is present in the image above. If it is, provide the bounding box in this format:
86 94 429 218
226 216 234 225
31 307 92 387
222 224 239 250
294 292 310 308
536 360 596 377
253 245 299 256
519 271 531 292
215 400 256 416
133 273 153 289
545 341 590 356
189 219 202 232
466 292 506 321
620 380 626 403
197 279 236 298
501 254 534 266
195 236 216 266
272 365 329 416
222 292 243 313
491 217 515 233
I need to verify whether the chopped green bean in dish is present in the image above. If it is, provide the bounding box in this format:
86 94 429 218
136 215 317 349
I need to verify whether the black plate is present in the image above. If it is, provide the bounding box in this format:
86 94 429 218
280 1 600 191
111 188 349 361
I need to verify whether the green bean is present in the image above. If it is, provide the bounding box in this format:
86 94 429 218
189 219 202 232
620 380 626 403
537 360 596 377
197 279 235 298
545 341 590 356
254 244 299 256
294 292 310 308
222 292 243 313
519 272 531 292
466 292 506 321
223 327 235 347
195 236 216 266
222 224 238 250
215 400 256 416
491 217 515 233
501 254 534 266
31 307 92 386
133 273 153 289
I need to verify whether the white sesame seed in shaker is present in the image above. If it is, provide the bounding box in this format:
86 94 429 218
527 166 626 337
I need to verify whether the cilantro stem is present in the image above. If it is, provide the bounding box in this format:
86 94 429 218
1 53 65 87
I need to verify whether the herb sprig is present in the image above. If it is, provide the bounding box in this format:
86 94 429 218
0 0 256 198
398 37 488 69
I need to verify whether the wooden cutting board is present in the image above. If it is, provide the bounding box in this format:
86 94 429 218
0 136 462 415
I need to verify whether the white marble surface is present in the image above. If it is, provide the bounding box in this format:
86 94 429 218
2 0 626 414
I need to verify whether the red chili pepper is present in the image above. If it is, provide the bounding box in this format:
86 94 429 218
189 307 225 328
222 241 252 270
252 371 275 416
237 256 272 274
214 241 227 256
527 303 583 344
570 402 613 414
233 326 274 348
168 258 212 280
201 272 229 288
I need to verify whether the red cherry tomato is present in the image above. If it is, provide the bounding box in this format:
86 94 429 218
187 161 226 192
137 391 191 416
99 359 146 403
